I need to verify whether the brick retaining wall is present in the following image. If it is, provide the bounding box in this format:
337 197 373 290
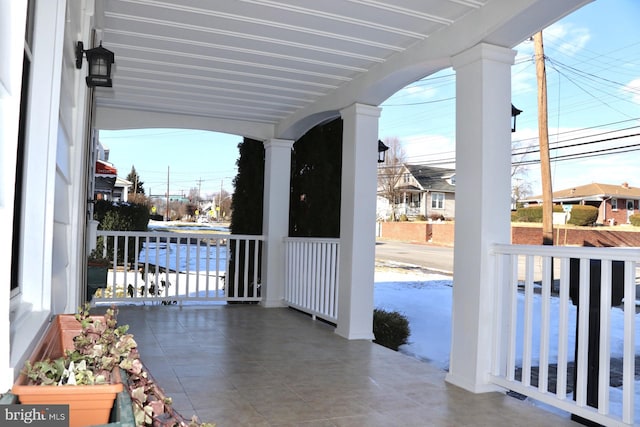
379 222 640 247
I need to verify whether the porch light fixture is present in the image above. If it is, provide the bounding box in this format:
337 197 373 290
378 140 389 163
511 104 523 132
75 41 115 88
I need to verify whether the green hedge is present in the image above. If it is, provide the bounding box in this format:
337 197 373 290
93 200 150 265
567 205 599 226
373 308 410 351
512 205 564 222
629 214 640 226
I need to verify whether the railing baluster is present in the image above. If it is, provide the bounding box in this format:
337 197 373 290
597 260 612 415
556 257 570 399
489 243 638 426
506 254 518 381
622 261 635 424
575 258 590 408
522 255 534 387
539 255 551 393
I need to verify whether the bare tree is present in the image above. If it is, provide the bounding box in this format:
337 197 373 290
214 189 232 220
377 137 407 221
187 187 199 203
511 140 535 208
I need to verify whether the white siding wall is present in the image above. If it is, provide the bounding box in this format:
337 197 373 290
1 0 93 390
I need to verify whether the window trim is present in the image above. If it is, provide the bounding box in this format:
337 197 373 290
431 192 445 210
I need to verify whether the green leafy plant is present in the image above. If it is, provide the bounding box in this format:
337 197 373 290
22 304 136 386
88 241 110 267
21 304 216 426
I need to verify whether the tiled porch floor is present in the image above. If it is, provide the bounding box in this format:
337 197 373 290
113 305 580 427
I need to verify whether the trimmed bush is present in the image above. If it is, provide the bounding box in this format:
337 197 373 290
567 205 598 226
373 308 410 351
513 205 564 222
630 214 640 227
93 200 150 265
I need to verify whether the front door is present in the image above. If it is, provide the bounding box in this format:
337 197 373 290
626 200 634 223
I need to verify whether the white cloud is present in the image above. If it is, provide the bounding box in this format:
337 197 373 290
544 23 591 56
622 78 640 104
401 133 455 166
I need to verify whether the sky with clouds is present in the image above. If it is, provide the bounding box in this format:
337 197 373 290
379 0 640 197
101 0 640 199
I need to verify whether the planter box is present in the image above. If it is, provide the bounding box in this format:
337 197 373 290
87 265 108 301
11 314 123 427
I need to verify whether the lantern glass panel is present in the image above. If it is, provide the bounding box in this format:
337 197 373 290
90 57 108 76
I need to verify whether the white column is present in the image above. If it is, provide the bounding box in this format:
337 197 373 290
445 43 515 392
261 138 294 308
335 103 381 340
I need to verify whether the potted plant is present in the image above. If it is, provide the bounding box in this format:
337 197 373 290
12 305 134 427
11 304 216 427
87 242 110 301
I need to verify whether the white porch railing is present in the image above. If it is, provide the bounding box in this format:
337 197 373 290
490 243 639 426
284 237 340 323
92 230 263 304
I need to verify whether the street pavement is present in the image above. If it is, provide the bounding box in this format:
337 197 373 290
375 239 453 274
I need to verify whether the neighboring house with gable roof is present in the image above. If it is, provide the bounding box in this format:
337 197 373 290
522 182 640 225
378 164 456 220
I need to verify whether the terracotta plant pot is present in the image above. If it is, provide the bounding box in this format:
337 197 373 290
12 369 123 427
11 314 123 427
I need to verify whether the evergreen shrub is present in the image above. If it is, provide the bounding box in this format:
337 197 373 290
630 214 640 226
567 205 598 226
228 138 265 299
93 200 150 264
373 308 410 351
513 205 563 222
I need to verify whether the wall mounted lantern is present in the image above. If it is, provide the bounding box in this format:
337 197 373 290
378 140 389 163
75 41 115 87
511 104 523 132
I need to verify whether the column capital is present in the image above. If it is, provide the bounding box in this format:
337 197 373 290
263 138 294 150
451 43 516 70
340 103 381 120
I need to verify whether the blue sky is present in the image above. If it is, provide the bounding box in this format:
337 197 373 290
100 0 640 199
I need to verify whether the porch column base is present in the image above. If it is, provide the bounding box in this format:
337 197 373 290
260 298 286 308
445 372 504 394
334 329 374 341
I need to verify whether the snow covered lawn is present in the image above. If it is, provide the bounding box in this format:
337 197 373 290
374 261 640 424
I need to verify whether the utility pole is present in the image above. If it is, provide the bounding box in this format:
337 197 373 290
165 166 170 222
219 179 223 220
196 177 203 206
534 31 553 245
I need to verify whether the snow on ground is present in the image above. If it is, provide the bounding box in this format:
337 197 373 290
374 263 453 370
374 261 640 424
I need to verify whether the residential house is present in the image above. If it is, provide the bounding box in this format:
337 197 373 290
4 2 633 426
392 164 456 220
94 159 118 201
112 177 132 203
524 182 640 225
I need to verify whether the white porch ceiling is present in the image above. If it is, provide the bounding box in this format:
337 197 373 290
93 0 592 140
